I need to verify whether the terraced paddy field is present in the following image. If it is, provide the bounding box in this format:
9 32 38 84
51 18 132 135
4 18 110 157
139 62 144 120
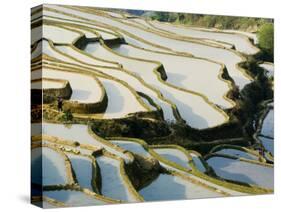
31 4 274 208
206 156 274 189
258 104 274 156
112 44 233 108
149 21 259 55
33 68 103 103
96 156 138 202
65 154 95 191
212 147 259 161
139 173 223 201
43 190 108 207
31 146 70 186
153 148 191 169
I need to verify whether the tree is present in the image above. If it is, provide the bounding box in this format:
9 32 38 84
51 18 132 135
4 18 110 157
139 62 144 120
151 12 170 22
258 23 274 61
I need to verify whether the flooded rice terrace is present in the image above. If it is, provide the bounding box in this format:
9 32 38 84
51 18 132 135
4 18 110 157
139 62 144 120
31 4 274 208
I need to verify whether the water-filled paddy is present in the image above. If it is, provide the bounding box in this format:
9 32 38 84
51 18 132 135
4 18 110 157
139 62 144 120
62 22 117 40
150 22 258 55
33 68 102 103
48 5 251 89
261 109 274 138
214 148 258 161
85 42 227 129
42 10 120 40
34 39 116 72
43 24 81 44
31 40 116 72
32 146 68 185
111 140 150 157
139 174 222 201
96 156 137 202
207 156 273 189
84 62 175 121
113 44 232 108
63 25 98 39
190 153 207 172
223 29 258 44
35 39 93 67
66 154 95 191
56 45 118 67
44 190 107 206
153 148 190 169
32 24 81 44
98 77 148 118
40 123 130 161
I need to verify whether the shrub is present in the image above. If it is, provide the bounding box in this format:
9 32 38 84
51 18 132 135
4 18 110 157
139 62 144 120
60 109 73 122
258 23 274 61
